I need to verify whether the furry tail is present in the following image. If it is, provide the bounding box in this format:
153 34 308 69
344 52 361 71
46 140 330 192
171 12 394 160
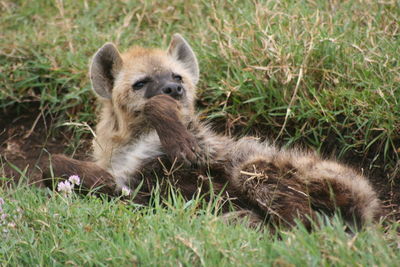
307 176 381 228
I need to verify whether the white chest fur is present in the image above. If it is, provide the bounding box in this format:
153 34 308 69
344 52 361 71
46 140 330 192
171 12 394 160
108 131 164 189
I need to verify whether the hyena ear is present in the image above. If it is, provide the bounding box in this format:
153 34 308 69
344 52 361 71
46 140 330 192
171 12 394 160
168 34 199 84
90 43 123 99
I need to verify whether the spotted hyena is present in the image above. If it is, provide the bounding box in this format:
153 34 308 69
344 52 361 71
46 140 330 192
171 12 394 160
43 34 381 230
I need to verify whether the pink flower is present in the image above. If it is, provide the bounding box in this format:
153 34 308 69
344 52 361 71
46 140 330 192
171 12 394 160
1 213 7 221
57 181 73 194
0 197 4 206
121 186 131 197
68 175 81 186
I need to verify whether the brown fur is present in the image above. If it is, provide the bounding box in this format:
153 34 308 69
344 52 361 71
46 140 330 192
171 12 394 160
42 154 116 196
42 34 381 231
144 95 199 163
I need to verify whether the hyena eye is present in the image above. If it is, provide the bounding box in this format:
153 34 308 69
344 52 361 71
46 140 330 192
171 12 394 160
132 79 148 90
172 73 182 82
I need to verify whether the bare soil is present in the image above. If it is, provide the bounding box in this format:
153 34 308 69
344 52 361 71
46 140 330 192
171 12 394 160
0 104 88 187
1 104 399 221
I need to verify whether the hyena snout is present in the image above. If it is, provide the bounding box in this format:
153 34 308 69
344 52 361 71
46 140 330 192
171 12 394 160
160 82 184 100
144 79 185 100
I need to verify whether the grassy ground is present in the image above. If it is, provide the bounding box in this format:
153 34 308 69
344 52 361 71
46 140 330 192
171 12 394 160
1 0 400 265
1 184 400 266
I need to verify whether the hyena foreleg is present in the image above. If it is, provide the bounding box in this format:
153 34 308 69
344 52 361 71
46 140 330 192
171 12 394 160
42 154 117 196
143 94 200 164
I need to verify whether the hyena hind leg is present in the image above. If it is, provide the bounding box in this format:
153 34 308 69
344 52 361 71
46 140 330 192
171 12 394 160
306 169 381 229
231 158 319 231
41 154 117 196
232 157 381 230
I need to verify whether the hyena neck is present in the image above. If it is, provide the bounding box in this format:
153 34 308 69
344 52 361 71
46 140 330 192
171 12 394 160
93 101 152 167
93 124 155 169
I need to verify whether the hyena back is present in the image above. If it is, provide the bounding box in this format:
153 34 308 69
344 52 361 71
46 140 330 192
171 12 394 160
43 34 380 230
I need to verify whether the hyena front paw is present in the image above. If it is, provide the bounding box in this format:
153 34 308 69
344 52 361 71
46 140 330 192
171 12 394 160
144 95 201 164
163 130 200 164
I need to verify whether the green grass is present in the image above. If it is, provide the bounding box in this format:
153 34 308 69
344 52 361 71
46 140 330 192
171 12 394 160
1 0 400 265
1 184 399 266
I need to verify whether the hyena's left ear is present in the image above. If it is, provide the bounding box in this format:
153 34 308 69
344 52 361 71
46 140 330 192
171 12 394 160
90 43 123 99
168 34 199 84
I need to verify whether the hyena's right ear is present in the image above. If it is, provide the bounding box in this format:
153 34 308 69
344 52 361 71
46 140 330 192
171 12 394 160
90 43 123 99
168 34 199 84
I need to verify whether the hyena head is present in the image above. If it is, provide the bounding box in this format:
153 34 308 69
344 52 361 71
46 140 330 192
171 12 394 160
90 34 199 128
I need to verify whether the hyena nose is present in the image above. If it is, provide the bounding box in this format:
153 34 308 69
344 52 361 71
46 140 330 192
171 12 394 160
161 84 184 99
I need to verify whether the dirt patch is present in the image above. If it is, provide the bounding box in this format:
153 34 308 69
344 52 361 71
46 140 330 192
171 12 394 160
0 104 81 187
1 104 399 221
